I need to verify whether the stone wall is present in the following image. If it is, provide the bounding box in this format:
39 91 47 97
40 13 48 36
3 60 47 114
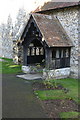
43 68 70 80
45 6 79 78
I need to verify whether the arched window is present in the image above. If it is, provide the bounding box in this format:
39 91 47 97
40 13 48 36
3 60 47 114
31 47 35 56
36 47 39 55
56 49 59 58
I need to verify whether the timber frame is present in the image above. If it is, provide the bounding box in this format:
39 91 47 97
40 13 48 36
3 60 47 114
20 14 72 69
22 15 46 66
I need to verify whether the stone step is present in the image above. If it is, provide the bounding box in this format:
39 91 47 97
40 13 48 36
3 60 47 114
17 73 43 80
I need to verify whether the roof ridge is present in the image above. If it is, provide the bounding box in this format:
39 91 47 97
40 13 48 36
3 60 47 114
33 1 80 13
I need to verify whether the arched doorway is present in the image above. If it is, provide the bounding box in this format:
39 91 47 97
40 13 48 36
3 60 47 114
22 20 45 66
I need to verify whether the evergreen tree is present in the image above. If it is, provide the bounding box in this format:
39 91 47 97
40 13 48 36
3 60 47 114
0 15 13 58
13 7 27 38
7 14 13 35
0 23 6 38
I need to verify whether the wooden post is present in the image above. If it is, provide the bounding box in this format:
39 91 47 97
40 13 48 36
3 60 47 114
45 47 52 69
23 44 27 66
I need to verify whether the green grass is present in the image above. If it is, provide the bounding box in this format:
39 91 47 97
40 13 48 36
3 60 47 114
57 78 79 103
0 57 13 61
59 111 79 118
35 90 68 100
35 78 79 103
0 57 22 74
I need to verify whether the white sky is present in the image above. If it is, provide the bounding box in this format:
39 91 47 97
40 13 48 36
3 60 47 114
0 0 79 25
0 0 51 25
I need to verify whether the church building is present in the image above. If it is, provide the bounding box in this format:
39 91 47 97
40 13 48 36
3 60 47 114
13 2 80 79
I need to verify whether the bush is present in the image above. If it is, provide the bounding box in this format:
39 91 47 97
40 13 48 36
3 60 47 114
43 79 58 89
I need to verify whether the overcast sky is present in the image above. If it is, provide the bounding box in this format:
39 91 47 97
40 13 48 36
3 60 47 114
0 0 51 25
0 0 79 25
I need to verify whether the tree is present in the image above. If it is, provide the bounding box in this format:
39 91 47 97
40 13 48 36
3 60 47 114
7 14 13 35
0 14 13 58
0 23 6 38
13 7 27 37
12 7 28 63
0 23 6 57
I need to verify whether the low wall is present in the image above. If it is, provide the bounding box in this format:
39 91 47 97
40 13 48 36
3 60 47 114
22 66 70 79
43 68 70 79
22 65 43 74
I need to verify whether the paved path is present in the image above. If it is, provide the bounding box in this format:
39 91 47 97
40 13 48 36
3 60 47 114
2 74 47 118
17 73 43 80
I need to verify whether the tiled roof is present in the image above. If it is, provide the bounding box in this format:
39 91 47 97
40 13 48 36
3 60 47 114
32 13 73 47
33 2 80 13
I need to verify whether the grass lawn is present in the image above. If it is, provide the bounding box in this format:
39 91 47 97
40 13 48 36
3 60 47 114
0 57 22 74
59 111 79 119
34 78 79 118
35 78 79 103
35 90 68 100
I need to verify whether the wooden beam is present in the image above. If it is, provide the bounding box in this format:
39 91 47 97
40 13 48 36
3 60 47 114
45 48 52 69
23 44 27 66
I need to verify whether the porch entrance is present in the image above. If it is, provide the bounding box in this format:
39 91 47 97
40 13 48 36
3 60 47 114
27 39 45 65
